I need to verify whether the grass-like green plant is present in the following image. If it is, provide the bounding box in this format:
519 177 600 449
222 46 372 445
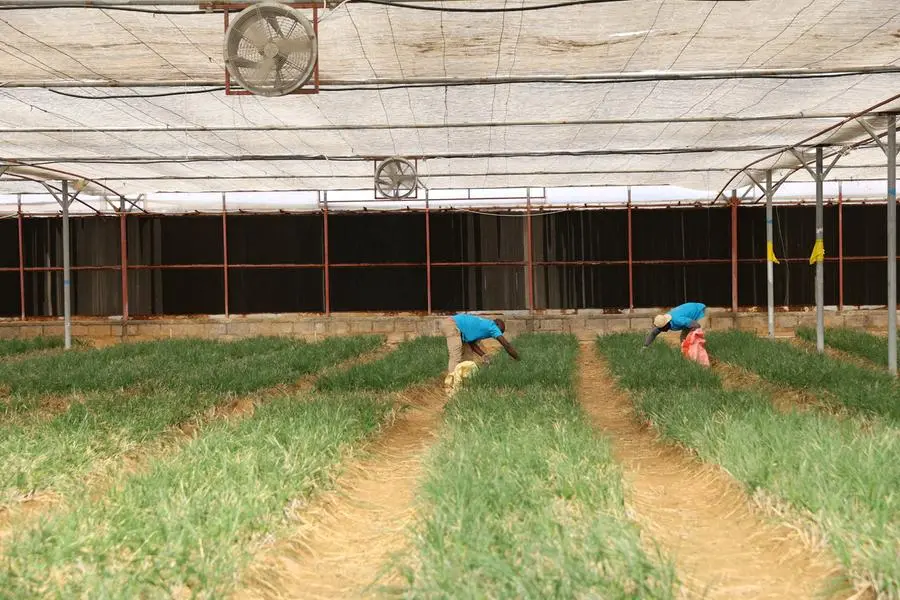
0 336 381 501
0 391 391 598
595 332 721 392
596 333 900 597
0 335 382 411
316 336 446 392
466 332 579 390
0 336 65 358
707 330 900 423
798 325 898 367
399 333 677 598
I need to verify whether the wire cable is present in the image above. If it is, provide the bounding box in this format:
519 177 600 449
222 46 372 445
42 67 900 100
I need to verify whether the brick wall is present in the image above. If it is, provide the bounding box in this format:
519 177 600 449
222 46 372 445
0 308 892 346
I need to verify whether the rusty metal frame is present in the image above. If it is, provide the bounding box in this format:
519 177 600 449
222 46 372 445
6 198 897 320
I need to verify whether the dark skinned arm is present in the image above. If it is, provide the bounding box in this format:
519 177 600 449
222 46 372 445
644 327 663 348
468 342 486 357
497 335 520 360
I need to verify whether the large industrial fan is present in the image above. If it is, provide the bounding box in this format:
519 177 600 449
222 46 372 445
223 2 318 97
374 158 419 199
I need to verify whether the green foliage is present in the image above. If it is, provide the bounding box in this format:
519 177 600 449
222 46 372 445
316 336 446 392
0 336 381 500
401 333 677 598
798 325 897 367
596 336 900 597
0 337 65 358
595 332 720 392
708 330 900 423
467 333 579 390
0 392 390 599
0 335 382 398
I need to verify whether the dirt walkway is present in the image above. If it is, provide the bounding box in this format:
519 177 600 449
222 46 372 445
579 345 846 600
234 383 446 600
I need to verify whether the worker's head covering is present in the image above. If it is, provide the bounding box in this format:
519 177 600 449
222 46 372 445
653 314 672 329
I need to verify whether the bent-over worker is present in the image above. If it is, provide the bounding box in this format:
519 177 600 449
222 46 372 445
439 313 519 373
644 302 707 348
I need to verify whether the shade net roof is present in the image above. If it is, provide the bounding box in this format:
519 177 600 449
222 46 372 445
0 0 898 210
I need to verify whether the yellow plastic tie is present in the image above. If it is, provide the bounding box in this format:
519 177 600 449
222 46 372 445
766 241 780 264
809 239 825 265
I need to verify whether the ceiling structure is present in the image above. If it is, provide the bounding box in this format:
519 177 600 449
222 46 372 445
0 0 898 211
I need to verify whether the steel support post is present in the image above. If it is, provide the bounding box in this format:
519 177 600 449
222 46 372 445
731 189 738 313
815 147 825 353
61 180 72 350
526 189 535 313
222 193 229 317
17 194 25 320
766 170 775 338
119 206 129 323
838 182 844 311
887 116 897 375
323 192 331 316
627 186 634 311
425 190 432 315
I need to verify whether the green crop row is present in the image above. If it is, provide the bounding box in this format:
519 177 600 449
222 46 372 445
707 330 900 423
0 336 65 358
0 336 441 598
399 333 677 599
797 325 898 368
316 335 446 392
0 335 383 399
596 332 900 598
0 336 381 504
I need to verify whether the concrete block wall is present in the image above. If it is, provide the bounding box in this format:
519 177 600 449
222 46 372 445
0 308 893 346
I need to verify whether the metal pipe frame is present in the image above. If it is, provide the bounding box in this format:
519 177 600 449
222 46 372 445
119 201 129 323
731 190 738 313
425 190 432 315
815 147 825 352
6 206 900 321
627 186 633 311
222 192 229 317
526 189 535 313
60 179 71 349
838 182 844 312
766 170 775 338
322 192 331 316
888 116 897 375
714 92 900 204
9 144 819 167
53 164 886 184
0 112 863 135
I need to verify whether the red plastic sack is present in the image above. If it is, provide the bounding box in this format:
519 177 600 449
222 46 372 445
681 328 710 367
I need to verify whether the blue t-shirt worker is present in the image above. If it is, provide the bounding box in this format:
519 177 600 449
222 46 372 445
439 313 520 373
644 302 707 347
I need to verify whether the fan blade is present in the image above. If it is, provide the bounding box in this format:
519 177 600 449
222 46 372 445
251 57 275 83
274 62 284 87
242 19 270 51
382 162 398 177
276 35 312 56
227 56 259 69
398 174 417 187
265 15 284 38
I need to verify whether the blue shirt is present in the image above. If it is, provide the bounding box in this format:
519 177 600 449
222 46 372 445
453 314 502 343
669 302 706 330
